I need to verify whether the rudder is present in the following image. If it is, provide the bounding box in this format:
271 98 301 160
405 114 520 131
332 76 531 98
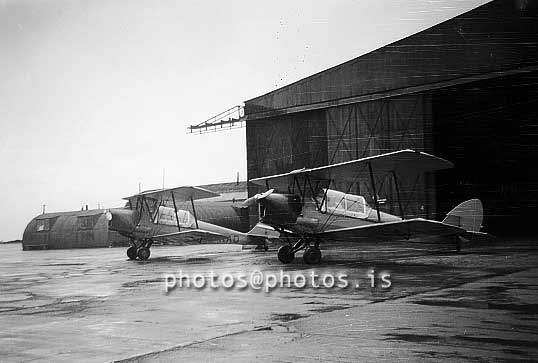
442 199 483 233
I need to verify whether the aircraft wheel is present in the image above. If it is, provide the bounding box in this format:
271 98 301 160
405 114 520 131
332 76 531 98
127 246 138 260
277 245 294 264
137 247 151 261
303 247 322 265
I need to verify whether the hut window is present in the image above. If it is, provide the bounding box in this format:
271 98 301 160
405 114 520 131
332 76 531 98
78 215 96 230
36 219 51 232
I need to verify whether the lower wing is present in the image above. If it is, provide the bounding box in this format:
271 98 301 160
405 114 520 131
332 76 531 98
153 229 229 245
318 218 466 243
246 223 280 239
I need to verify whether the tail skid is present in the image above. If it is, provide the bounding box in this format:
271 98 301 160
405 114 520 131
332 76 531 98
442 199 483 233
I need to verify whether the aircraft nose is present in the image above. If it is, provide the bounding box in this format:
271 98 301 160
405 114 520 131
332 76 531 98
107 208 138 233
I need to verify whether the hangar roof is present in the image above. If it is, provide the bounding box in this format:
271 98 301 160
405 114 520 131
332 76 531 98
244 0 538 119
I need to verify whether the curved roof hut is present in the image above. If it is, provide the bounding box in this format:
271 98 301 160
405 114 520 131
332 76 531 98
22 209 129 250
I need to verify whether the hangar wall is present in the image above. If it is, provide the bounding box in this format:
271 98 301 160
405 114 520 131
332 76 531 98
247 94 436 220
246 73 538 234
247 110 328 178
325 94 435 219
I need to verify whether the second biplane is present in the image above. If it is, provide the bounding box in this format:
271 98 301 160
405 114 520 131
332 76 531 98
247 149 486 264
106 186 278 260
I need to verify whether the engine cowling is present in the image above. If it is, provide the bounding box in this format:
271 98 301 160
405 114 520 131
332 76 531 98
107 208 139 234
259 193 302 227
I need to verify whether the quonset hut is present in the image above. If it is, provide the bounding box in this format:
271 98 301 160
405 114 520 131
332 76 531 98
22 209 129 250
244 0 538 235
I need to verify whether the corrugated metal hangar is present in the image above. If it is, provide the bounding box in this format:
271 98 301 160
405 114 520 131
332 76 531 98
244 0 538 235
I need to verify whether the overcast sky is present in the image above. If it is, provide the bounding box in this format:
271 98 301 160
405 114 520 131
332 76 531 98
0 0 489 240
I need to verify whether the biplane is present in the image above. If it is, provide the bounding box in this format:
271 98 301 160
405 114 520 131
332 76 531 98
247 149 486 264
106 186 278 260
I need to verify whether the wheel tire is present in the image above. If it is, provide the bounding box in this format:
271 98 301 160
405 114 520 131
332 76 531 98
277 245 295 264
303 247 322 265
137 247 151 260
127 246 138 260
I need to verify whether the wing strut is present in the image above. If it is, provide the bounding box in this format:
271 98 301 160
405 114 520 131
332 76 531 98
293 176 301 196
190 197 199 229
318 179 332 212
170 190 181 232
143 197 156 223
135 197 143 225
392 171 405 220
368 162 381 222
306 175 320 210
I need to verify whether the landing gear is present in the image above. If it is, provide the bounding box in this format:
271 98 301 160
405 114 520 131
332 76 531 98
303 246 322 265
137 247 151 260
126 246 137 260
126 239 153 260
277 245 295 264
277 237 322 265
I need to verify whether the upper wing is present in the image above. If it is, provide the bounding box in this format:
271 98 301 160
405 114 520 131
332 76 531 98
152 229 229 245
318 218 465 243
124 186 220 204
249 149 453 190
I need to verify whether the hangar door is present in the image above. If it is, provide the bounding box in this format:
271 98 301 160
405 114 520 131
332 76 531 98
433 72 538 236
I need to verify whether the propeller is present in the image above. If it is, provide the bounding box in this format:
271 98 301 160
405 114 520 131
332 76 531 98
241 189 274 207
104 210 113 221
255 188 274 200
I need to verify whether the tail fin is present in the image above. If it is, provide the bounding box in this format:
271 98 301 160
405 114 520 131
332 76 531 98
442 199 483 232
